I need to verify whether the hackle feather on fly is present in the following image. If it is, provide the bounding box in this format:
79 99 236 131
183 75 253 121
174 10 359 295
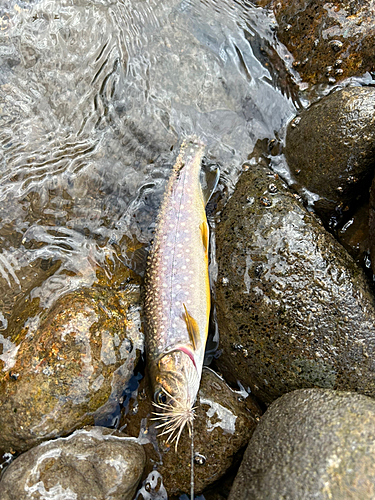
151 386 196 451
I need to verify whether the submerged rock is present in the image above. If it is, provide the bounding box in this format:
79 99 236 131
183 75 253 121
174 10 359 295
284 86 375 226
0 426 145 500
215 162 375 404
0 279 143 453
122 367 261 497
229 389 375 500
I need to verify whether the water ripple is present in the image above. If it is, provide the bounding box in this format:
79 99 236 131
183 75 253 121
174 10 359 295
0 0 298 317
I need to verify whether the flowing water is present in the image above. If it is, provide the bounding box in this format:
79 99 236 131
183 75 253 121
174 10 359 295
0 0 297 494
0 0 296 315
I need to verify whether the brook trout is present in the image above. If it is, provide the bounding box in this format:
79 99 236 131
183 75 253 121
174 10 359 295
144 138 215 447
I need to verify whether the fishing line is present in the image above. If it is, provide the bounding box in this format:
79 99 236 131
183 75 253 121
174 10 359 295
191 417 194 500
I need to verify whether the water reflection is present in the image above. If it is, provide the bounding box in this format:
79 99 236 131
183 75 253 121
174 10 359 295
0 0 295 358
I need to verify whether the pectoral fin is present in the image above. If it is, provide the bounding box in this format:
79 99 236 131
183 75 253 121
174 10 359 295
200 221 209 254
183 303 200 350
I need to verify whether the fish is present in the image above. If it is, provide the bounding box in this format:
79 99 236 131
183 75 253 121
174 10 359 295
144 137 218 449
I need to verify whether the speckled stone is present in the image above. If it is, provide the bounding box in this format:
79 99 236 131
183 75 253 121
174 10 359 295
229 389 375 500
0 427 146 500
215 162 375 404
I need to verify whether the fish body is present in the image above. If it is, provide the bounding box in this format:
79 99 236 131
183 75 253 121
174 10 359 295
144 138 211 445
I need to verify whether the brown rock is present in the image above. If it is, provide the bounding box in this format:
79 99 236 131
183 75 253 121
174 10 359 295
368 175 375 274
0 281 143 453
263 0 375 85
337 199 369 266
120 367 261 497
285 87 375 227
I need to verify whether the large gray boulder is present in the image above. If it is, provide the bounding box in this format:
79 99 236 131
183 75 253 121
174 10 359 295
229 389 375 500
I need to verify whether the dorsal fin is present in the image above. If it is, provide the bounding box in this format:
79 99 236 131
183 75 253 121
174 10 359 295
200 221 209 254
202 167 220 206
183 303 200 350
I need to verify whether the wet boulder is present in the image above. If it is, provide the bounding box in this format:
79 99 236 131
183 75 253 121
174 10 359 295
121 367 261 497
0 280 143 453
262 0 375 85
337 199 370 266
0 426 145 500
229 389 375 500
215 162 375 405
368 176 375 275
284 86 375 226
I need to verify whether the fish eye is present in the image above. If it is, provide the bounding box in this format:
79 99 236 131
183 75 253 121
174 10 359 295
155 389 168 405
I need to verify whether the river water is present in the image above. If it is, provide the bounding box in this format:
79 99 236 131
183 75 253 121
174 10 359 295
0 0 296 321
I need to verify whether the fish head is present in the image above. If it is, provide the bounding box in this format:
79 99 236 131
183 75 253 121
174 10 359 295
152 349 199 447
